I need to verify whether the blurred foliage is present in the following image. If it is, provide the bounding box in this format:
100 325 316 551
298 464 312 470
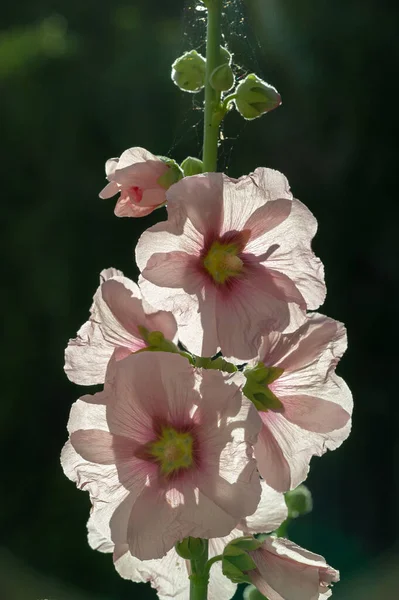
1 0 398 599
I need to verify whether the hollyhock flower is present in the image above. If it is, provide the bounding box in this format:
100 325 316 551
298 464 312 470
99 147 181 217
61 351 262 560
136 168 325 360
246 313 352 492
65 268 177 385
248 536 339 600
87 481 288 600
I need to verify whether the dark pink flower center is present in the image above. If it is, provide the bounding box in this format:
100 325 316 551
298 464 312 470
128 185 144 204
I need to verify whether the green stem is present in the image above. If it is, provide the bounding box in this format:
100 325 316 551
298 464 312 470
222 93 237 111
202 0 222 172
204 554 223 578
190 540 209 600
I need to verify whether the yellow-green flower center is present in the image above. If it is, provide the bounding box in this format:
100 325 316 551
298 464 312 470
203 241 243 284
149 427 194 475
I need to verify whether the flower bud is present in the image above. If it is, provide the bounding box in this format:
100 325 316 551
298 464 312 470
181 156 204 176
210 62 235 92
222 536 262 584
243 363 284 412
171 50 206 93
285 484 313 519
244 585 268 600
156 157 183 189
175 537 206 560
234 74 281 120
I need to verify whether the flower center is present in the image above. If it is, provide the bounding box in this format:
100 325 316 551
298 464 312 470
203 241 243 284
243 364 285 412
128 185 143 203
149 426 194 475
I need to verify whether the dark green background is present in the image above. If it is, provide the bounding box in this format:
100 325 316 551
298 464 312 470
1 0 398 598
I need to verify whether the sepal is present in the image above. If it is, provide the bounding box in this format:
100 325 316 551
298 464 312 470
222 536 262 584
243 363 284 411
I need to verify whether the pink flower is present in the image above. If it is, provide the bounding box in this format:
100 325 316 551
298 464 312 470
61 351 263 560
99 147 174 217
248 536 339 600
65 268 177 385
136 168 325 361
250 313 352 492
87 481 288 600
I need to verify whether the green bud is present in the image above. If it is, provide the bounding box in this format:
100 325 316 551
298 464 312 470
235 74 281 120
181 156 204 176
175 537 206 560
285 484 313 519
171 50 206 93
222 536 262 584
244 585 269 600
156 157 183 189
243 363 284 412
210 63 235 92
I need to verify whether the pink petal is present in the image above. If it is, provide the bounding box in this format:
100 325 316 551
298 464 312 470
255 419 292 492
117 147 159 170
136 218 203 272
141 187 167 208
64 320 114 385
113 533 238 600
249 537 339 600
114 194 156 217
220 170 291 236
127 482 243 560
215 267 305 360
115 544 189 600
166 172 224 236
100 180 119 199
281 395 350 434
95 277 149 344
273 314 347 373
244 198 292 248
142 251 201 291
239 480 288 534
70 430 139 464
245 167 293 202
105 158 119 179
106 352 198 443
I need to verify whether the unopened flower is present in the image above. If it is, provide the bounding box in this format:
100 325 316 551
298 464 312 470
246 313 352 492
64 268 177 385
99 147 182 218
235 74 281 120
61 352 262 560
87 480 287 600
171 50 206 93
136 168 325 360
247 536 339 600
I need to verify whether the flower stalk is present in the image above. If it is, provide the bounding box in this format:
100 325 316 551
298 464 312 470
190 539 209 600
202 0 222 172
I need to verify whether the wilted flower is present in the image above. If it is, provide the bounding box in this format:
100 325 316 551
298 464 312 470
136 168 325 360
246 313 352 491
99 147 182 217
247 536 339 600
64 268 177 385
87 481 287 600
61 352 262 560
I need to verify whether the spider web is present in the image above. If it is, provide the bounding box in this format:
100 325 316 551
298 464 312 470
167 0 268 175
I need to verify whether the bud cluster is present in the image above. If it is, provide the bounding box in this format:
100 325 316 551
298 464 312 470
171 46 281 122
